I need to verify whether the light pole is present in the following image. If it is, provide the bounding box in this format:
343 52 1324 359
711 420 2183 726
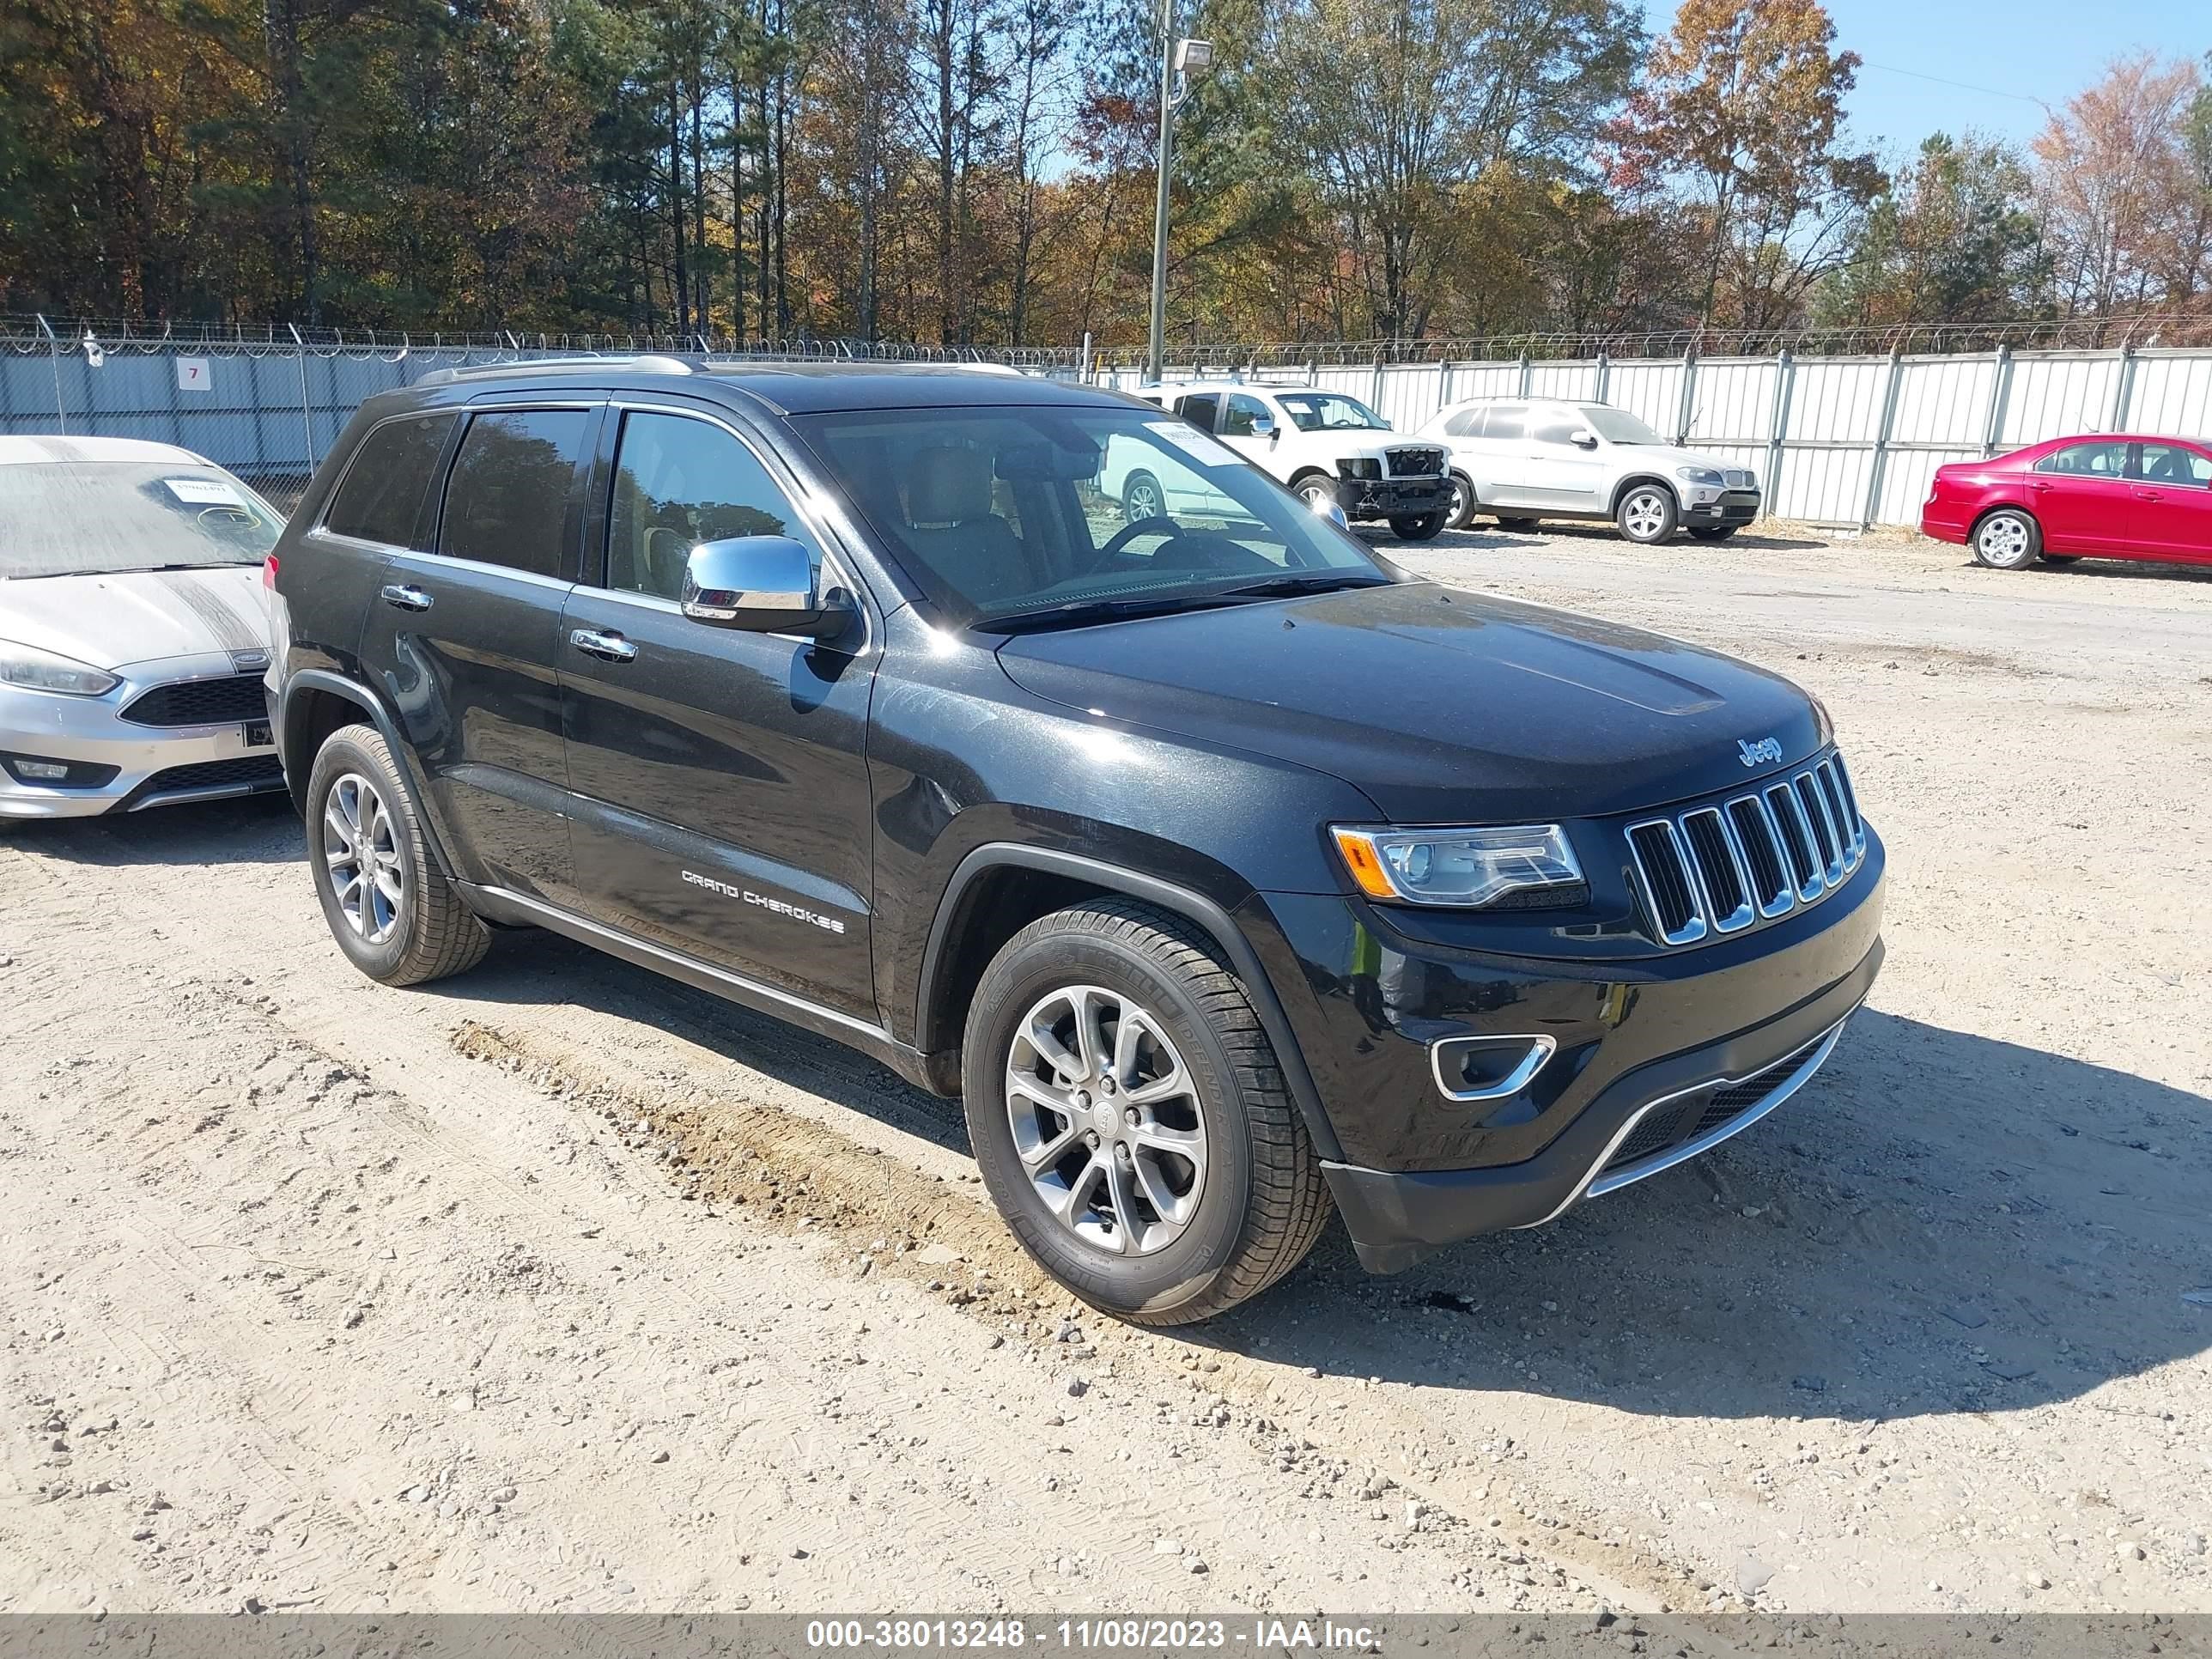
1146 21 1212 385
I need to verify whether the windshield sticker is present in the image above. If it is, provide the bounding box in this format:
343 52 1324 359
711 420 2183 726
162 477 246 507
1144 420 1243 468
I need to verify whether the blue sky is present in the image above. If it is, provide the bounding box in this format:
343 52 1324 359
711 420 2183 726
1648 0 2209 161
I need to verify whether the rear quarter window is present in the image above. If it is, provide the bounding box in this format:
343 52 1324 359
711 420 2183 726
323 414 456 548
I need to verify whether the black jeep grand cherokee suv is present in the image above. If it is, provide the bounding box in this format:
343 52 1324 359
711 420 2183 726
266 359 1884 1324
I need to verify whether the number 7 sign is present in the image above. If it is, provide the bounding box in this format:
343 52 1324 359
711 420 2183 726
176 356 212 392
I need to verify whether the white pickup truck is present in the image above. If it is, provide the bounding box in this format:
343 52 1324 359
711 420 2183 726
1104 382 1452 540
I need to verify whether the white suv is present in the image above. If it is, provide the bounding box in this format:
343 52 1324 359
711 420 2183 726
1416 398 1762 544
1109 383 1452 540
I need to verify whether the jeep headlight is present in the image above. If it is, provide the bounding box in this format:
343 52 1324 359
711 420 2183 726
1331 823 1584 908
1675 465 1725 487
0 639 120 697
1337 458 1381 481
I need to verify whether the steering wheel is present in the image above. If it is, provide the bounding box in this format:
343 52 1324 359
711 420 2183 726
1091 514 1183 567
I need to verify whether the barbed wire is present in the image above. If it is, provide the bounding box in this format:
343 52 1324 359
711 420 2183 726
7 310 2211 365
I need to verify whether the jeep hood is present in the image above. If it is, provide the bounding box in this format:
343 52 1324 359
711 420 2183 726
0 566 267 672
994 581 1823 822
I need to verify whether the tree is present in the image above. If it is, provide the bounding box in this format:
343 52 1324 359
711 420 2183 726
2032 53 2203 315
1816 132 2045 330
1608 0 1883 333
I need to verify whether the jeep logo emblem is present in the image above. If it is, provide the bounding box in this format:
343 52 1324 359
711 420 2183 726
1737 737 1784 768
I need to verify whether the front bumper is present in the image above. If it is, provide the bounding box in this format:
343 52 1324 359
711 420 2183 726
0 665 284 821
1683 488 1761 527
1334 476 1450 522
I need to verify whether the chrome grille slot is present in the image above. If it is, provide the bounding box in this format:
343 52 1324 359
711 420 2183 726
1795 774 1839 876
1626 821 1705 945
1680 808 1753 931
1625 750 1870 947
1727 796 1792 915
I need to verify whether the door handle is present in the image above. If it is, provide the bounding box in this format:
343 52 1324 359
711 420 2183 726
2027 480 2051 491
2135 489 2162 501
569 628 638 663
380 583 434 612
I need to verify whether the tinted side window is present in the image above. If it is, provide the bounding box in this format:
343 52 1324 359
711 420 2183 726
2034 441 2128 478
1532 411 1584 444
606 412 821 601
1177 393 1220 431
2136 442 2212 487
324 414 454 548
1481 406 1528 441
1443 409 1482 436
437 409 590 577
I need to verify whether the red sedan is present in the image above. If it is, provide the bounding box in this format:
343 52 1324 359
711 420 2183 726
1920 434 2212 571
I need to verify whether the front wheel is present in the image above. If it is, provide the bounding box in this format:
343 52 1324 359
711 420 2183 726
1390 510 1445 542
1971 507 2041 569
1294 475 1339 514
1444 474 1479 529
1615 485 1678 544
306 723 490 987
962 900 1333 1326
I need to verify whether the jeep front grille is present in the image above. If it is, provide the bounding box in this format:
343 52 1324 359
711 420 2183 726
1626 755 1865 945
121 672 267 727
1385 447 1445 478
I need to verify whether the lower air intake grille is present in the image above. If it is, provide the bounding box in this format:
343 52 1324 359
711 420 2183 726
1626 754 1866 947
1600 1032 1828 1177
137 756 285 797
121 673 268 727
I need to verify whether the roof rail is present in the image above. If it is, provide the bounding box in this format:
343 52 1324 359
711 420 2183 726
417 354 696 386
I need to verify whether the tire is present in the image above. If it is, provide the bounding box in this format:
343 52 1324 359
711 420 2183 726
1444 473 1479 530
1970 507 2041 569
1292 474 1338 514
1688 526 1739 542
1494 515 1540 532
1121 471 1164 524
961 898 1333 1327
304 723 490 987
1389 511 1445 542
1614 483 1678 544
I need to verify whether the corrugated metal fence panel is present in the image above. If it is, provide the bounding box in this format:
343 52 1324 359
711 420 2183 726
2000 354 2123 447
1686 359 1777 443
2128 352 2212 437
1527 361 1600 402
1606 361 1689 440
1890 356 1996 448
1771 443 1874 524
1370 364 1434 430
1440 361 1520 409
1787 358 1890 443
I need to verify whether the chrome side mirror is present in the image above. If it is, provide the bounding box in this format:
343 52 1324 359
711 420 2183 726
1249 414 1276 439
680 536 849 638
1570 428 1599 449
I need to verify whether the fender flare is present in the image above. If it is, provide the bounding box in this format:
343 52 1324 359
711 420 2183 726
1608 473 1680 515
279 669 458 878
918 843 1346 1164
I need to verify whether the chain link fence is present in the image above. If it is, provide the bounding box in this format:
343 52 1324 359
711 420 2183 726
6 313 2210 526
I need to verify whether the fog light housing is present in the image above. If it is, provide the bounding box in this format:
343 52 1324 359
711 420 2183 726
2 752 120 788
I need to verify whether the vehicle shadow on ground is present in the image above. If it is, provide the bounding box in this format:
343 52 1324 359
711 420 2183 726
437 925 2210 1424
2 793 299 866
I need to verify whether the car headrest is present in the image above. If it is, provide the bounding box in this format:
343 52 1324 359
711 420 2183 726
905 446 994 528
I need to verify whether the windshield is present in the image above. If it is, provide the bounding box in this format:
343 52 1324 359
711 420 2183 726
791 404 1395 629
1578 406 1666 446
0 463 283 580
1273 393 1389 432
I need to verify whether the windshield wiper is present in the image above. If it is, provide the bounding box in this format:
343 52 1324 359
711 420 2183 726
984 592 1253 634
10 561 255 580
1216 572 1392 599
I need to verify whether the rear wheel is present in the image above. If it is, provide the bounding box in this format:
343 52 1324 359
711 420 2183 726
962 899 1332 1326
1971 508 2040 569
1688 526 1739 542
1121 471 1164 524
1615 485 1678 544
1389 511 1445 542
306 723 490 987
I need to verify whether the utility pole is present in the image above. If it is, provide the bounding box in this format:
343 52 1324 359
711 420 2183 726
1146 15 1212 385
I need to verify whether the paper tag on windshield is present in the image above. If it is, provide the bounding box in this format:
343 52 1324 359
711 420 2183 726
1144 420 1243 468
163 477 245 506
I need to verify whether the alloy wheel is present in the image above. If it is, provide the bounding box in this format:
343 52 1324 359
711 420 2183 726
324 772 404 945
1004 984 1208 1256
1124 477 1164 522
1977 515 2031 566
1622 489 1669 540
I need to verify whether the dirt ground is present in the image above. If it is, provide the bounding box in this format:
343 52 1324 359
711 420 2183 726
3 523 2208 1618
